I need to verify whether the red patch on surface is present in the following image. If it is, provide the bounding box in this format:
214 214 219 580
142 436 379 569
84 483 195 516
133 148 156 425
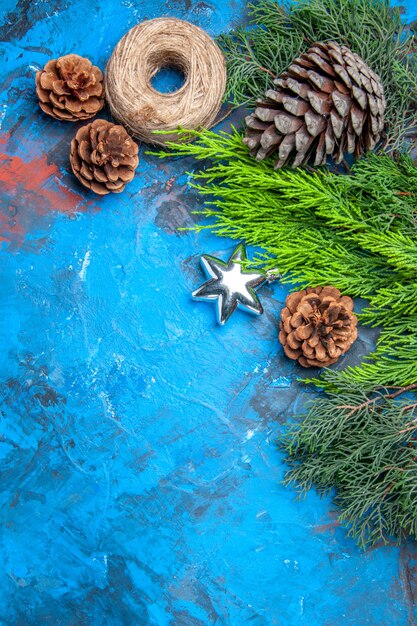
312 510 341 535
0 133 95 248
313 520 341 534
165 176 175 191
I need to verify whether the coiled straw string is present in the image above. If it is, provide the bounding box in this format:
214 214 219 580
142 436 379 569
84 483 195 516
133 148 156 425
105 18 227 146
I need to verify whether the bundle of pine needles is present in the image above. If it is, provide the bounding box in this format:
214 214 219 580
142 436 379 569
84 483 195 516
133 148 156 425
283 375 417 547
159 128 417 545
219 0 417 152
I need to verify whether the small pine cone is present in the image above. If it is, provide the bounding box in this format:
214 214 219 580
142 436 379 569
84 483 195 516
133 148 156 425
244 42 386 168
70 119 139 195
279 286 358 367
36 54 104 121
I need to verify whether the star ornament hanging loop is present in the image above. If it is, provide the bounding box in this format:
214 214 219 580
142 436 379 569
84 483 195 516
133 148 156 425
192 244 268 325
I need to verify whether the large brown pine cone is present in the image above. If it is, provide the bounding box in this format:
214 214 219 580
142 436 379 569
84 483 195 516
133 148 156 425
279 286 358 367
244 42 386 168
36 54 104 121
70 119 139 195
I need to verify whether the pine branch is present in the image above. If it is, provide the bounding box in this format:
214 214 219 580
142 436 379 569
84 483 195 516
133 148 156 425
156 129 417 546
218 0 417 151
281 379 417 547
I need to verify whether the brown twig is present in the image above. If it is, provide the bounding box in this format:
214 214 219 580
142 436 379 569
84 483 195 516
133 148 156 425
258 65 276 77
381 456 417 499
338 383 417 417
399 420 417 434
400 403 417 413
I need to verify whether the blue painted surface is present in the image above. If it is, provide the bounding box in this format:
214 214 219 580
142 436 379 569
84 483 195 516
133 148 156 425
0 1 416 624
151 67 186 93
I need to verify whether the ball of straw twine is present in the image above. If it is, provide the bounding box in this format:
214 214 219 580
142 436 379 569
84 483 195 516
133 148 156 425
105 18 227 146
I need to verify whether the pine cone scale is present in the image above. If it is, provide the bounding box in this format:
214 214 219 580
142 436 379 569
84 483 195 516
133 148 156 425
352 85 367 109
288 65 309 80
80 162 93 180
53 80 71 96
309 91 332 115
65 97 83 113
309 71 334 94
287 79 309 98
254 107 276 122
92 167 107 182
283 97 309 116
332 90 350 117
78 141 92 163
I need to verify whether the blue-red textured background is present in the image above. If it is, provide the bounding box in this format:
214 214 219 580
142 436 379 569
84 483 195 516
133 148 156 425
1 1 417 624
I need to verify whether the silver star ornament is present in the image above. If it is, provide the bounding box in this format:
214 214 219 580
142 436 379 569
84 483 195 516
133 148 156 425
192 244 267 325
